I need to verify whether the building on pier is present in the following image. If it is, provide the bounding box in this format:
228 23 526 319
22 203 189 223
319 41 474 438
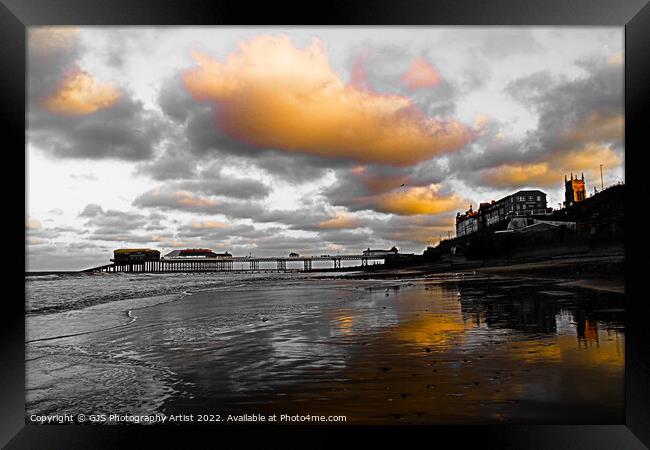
163 248 232 259
363 246 398 256
112 248 160 263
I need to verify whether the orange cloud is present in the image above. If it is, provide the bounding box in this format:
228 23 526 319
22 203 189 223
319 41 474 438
351 167 411 195
190 220 229 229
348 51 371 91
401 56 441 90
317 212 363 229
174 191 219 208
26 219 42 230
182 36 471 166
480 144 623 188
43 69 123 115
481 162 553 188
29 27 79 53
608 52 624 66
374 185 464 216
566 113 624 144
474 113 489 133
559 144 622 173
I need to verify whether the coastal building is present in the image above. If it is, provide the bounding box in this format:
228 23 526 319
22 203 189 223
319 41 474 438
564 173 587 207
455 190 551 237
455 205 479 237
363 246 399 256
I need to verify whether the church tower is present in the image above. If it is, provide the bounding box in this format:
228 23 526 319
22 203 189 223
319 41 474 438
564 172 587 207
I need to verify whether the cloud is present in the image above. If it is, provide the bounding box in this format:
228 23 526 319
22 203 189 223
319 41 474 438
373 185 464 216
26 218 71 244
132 167 270 211
348 45 458 117
401 57 441 90
373 215 456 246
316 212 363 230
26 219 42 230
448 56 624 190
190 220 229 229
79 203 105 217
478 144 622 189
506 57 623 152
322 165 450 216
28 27 163 160
608 52 624 66
132 185 336 230
43 69 123 115
181 35 472 166
136 145 198 180
29 27 79 54
78 207 162 244
177 162 271 199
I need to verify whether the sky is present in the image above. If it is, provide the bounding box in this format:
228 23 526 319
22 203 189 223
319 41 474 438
26 26 624 271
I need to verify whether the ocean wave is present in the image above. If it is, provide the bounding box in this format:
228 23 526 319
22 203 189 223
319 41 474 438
25 272 318 316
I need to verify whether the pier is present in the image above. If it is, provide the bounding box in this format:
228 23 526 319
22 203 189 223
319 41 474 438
81 255 387 274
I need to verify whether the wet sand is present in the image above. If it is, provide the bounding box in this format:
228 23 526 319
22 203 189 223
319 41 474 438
26 274 624 425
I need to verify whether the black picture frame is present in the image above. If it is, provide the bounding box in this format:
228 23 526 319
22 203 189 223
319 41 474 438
2 0 648 447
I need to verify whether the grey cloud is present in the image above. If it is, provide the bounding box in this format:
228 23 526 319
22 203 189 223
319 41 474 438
322 164 445 214
81 208 152 242
178 178 271 200
29 96 163 161
478 29 542 58
132 186 331 228
350 44 459 116
506 58 623 152
79 203 105 217
437 29 542 60
444 58 624 189
136 147 198 180
28 30 164 161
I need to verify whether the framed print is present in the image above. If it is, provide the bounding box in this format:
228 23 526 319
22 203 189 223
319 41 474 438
2 0 649 447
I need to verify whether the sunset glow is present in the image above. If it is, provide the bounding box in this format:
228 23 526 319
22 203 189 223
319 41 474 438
43 69 123 115
182 36 471 166
401 56 442 90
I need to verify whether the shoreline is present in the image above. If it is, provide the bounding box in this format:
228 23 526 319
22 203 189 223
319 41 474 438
26 272 625 424
323 252 624 293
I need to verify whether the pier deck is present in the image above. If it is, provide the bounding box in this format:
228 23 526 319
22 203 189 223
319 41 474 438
81 255 387 273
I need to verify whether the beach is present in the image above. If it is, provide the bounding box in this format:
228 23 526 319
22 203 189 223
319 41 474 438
25 262 624 425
